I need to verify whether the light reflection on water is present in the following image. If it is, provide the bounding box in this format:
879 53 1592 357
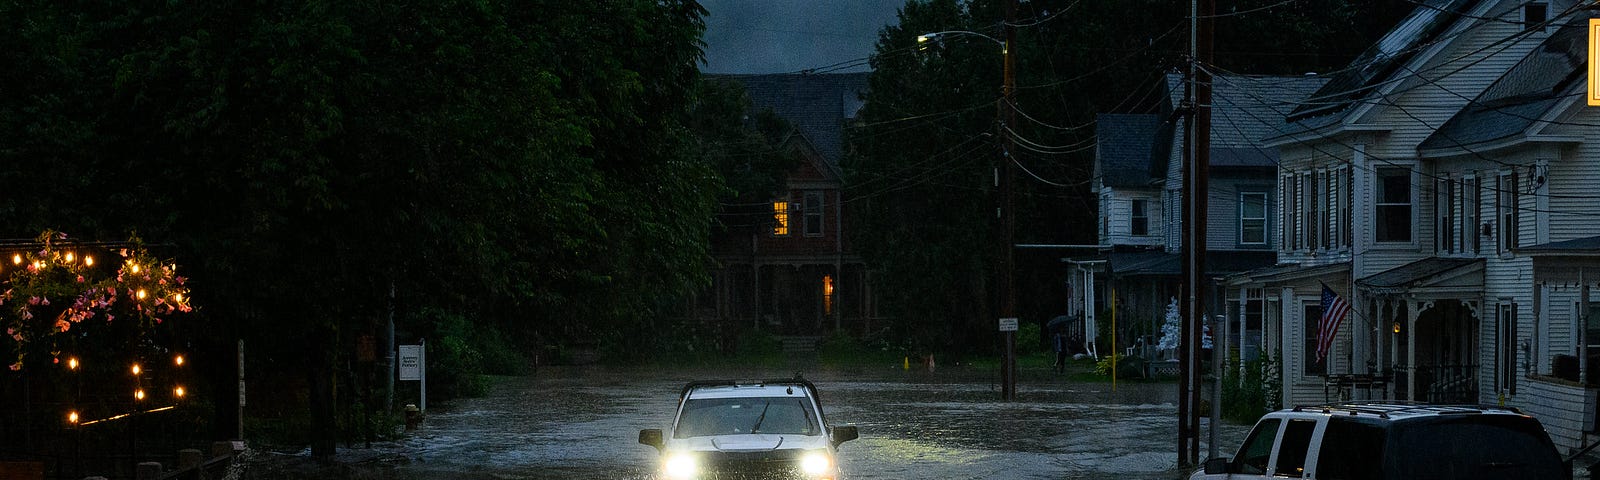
241 365 1250 480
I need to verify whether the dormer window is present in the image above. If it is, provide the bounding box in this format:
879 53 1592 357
1522 2 1548 31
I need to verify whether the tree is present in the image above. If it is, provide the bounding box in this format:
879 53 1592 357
0 0 715 457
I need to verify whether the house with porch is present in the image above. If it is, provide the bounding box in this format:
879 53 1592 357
1068 73 1323 360
695 73 877 338
1232 0 1597 455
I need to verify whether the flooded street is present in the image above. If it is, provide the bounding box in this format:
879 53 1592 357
246 364 1250 479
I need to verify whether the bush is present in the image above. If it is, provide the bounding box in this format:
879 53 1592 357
419 309 528 399
1222 353 1281 423
1016 322 1043 357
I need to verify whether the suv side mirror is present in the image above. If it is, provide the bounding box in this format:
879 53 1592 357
639 429 664 450
830 425 859 446
1203 457 1231 475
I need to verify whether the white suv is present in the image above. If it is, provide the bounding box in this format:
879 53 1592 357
639 378 859 479
1192 402 1568 480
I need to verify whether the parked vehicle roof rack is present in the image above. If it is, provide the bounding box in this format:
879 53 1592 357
1291 401 1522 419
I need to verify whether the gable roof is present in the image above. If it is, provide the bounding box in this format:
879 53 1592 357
1274 0 1483 137
1417 21 1588 155
1356 257 1482 290
1095 113 1163 188
712 73 869 167
1156 73 1329 176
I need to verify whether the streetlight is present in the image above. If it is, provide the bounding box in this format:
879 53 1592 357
919 18 1019 402
916 30 1008 54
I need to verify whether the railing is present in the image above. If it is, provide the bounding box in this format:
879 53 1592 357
1394 364 1479 404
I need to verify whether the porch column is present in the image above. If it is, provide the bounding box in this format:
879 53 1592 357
1408 300 1422 401
1238 286 1248 385
1282 287 1295 405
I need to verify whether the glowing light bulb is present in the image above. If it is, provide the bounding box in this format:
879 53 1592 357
68 411 79 424
11 254 19 265
131 364 141 376
134 389 145 401
68 357 79 370
84 255 93 267
64 252 74 263
129 263 140 274
136 289 147 300
173 293 184 303
174 386 186 398
174 355 185 366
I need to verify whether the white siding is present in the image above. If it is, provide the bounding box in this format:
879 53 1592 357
1102 188 1163 247
1513 378 1596 455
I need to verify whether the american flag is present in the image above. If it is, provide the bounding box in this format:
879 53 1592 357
1316 284 1351 364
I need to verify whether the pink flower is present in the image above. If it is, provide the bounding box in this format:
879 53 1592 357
105 314 114 323
75 275 84 283
7 363 19 371
27 297 39 306
39 298 48 306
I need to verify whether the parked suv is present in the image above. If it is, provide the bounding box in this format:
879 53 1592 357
639 377 859 479
1192 402 1568 480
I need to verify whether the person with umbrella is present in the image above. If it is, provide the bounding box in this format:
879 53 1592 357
1047 315 1071 374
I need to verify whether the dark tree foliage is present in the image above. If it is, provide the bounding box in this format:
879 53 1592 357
0 0 714 456
848 0 1407 353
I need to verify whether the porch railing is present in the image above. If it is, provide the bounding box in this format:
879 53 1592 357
1393 363 1479 404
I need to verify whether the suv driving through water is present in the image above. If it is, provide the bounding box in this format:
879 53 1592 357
639 378 859 479
1192 402 1568 480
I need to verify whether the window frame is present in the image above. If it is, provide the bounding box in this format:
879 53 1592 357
1239 190 1269 246
1374 166 1415 244
1498 170 1519 255
802 191 824 237
1131 198 1150 237
771 198 792 237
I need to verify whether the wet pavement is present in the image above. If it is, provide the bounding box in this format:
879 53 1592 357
242 364 1251 479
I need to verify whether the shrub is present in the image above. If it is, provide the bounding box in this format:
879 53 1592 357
1222 352 1281 423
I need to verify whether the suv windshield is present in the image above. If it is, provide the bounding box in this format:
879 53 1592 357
1388 415 1566 480
675 396 819 438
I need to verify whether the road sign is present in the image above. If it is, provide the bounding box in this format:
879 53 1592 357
399 345 422 381
999 317 1019 332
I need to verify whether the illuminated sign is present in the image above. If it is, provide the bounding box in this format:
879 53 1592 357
1591 19 1600 106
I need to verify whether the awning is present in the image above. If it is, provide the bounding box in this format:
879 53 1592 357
1356 257 1482 296
1108 250 1276 278
1516 235 1600 257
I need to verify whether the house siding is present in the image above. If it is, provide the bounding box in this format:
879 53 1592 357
1101 188 1163 247
1513 378 1596 456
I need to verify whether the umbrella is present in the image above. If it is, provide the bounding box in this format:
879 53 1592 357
1045 315 1073 332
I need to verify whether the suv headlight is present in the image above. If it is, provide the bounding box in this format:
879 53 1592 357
663 453 699 479
799 451 833 475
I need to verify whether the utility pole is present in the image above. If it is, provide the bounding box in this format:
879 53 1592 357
999 0 1019 402
1179 0 1214 467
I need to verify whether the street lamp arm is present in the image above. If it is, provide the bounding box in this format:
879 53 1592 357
916 30 1007 53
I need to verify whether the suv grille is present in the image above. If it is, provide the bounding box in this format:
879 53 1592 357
697 450 809 479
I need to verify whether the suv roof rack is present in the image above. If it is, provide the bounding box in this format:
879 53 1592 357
678 375 819 401
1290 401 1523 419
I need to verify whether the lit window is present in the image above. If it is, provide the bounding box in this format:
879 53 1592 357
823 275 835 315
772 201 790 237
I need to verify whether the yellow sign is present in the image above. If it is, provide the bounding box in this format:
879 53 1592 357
1591 19 1600 106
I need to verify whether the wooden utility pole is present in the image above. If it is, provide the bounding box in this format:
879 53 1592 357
1179 0 1214 467
999 0 1019 402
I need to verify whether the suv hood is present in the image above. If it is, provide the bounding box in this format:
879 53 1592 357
670 434 830 453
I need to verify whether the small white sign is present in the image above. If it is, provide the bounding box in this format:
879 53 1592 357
999 317 1019 332
398 345 422 381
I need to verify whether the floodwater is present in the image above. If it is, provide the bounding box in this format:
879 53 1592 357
241 364 1251 479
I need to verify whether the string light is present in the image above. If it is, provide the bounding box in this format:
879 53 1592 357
67 357 79 370
174 355 184 367
63 252 74 263
134 389 145 401
173 293 184 303
174 386 186 398
129 262 141 274
68 411 79 424
11 254 19 265
136 289 147 300
84 255 93 267
131 364 141 376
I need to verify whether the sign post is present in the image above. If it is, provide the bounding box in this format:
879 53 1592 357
398 340 426 412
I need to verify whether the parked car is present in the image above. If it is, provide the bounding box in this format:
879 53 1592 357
639 377 859 479
1192 402 1568 480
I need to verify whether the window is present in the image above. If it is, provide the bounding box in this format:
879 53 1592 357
1316 418 1386 480
771 200 791 237
1288 174 1302 249
803 192 824 237
1498 302 1517 394
1375 167 1413 243
1273 419 1318 477
1436 177 1454 254
1240 191 1267 245
1305 302 1327 376
1523 2 1548 30
1341 167 1353 248
1131 199 1149 236
1234 418 1282 475
1327 170 1340 250
1281 175 1292 250
1498 171 1519 253
1461 176 1479 254
1306 171 1321 250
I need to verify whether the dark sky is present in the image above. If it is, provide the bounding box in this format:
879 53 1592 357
699 0 905 74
